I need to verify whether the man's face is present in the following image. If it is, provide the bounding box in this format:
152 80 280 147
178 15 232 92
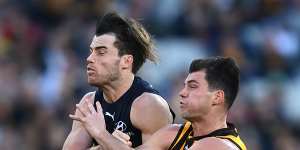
86 34 121 86
179 70 215 121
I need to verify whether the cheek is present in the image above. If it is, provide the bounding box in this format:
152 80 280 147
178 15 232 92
191 94 208 107
101 60 120 72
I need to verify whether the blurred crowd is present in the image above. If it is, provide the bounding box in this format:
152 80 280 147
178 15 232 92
1 0 300 149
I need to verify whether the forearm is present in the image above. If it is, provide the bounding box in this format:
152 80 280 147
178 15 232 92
94 130 134 150
63 130 91 150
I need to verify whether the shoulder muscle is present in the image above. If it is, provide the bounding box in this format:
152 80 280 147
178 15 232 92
131 93 173 141
190 137 240 150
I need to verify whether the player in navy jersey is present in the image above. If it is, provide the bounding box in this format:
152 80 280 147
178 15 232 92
63 12 174 150
71 57 247 150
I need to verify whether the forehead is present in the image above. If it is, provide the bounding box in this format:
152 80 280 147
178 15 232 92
185 70 207 83
90 34 116 48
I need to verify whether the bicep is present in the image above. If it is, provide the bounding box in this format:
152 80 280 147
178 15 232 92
189 138 239 150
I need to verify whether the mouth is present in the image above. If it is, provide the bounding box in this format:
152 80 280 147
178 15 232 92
179 101 185 108
87 66 95 71
87 66 96 75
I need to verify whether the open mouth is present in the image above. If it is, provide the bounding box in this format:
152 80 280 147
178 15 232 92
87 66 95 71
87 66 96 75
179 102 184 107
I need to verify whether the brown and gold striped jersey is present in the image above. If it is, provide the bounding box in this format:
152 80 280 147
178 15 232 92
168 122 247 150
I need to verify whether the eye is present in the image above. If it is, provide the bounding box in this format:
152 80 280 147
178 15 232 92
188 84 198 89
97 51 105 55
95 48 107 55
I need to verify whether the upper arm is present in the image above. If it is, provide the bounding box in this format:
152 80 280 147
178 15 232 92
189 137 240 150
63 92 96 150
136 124 179 150
130 93 173 143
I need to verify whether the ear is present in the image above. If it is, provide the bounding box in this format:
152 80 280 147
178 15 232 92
120 54 133 70
212 90 225 106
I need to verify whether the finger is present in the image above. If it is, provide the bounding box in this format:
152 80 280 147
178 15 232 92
96 101 103 113
115 130 130 141
112 130 128 144
75 104 85 116
76 104 90 116
89 145 101 150
127 141 132 147
88 103 97 114
69 114 83 122
84 92 94 103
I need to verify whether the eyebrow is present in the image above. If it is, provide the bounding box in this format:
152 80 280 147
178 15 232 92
90 46 107 50
186 80 199 84
90 46 108 52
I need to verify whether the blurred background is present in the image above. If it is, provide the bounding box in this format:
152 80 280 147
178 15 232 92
1 0 300 149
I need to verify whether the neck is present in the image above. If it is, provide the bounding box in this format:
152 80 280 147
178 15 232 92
191 112 227 136
101 73 135 103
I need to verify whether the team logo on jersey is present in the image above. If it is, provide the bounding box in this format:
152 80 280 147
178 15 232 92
115 121 127 132
105 112 115 121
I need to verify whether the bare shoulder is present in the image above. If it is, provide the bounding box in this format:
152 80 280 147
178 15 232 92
133 92 169 109
130 92 173 142
131 92 173 124
189 137 239 150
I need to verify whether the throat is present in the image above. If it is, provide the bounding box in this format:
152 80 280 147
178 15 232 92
191 119 227 136
102 74 135 103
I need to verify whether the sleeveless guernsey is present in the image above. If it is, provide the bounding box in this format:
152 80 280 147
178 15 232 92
93 76 175 147
168 122 247 150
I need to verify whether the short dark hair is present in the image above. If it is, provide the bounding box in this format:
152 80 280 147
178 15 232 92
189 57 240 109
95 12 157 74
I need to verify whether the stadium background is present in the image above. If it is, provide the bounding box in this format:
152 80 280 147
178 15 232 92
0 0 300 149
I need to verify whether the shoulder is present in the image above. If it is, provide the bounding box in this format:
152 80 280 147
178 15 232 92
190 137 240 150
130 92 173 137
131 92 172 122
132 92 169 111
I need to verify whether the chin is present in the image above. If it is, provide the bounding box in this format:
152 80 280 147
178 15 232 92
181 112 194 121
87 79 98 86
180 112 189 119
88 78 107 87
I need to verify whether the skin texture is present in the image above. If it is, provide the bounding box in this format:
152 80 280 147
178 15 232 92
63 34 173 150
69 70 240 150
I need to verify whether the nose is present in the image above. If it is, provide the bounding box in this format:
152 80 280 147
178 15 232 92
86 52 94 63
179 87 188 98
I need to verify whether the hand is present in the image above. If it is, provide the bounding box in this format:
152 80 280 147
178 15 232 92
88 145 102 150
112 130 132 147
73 92 95 121
69 100 106 139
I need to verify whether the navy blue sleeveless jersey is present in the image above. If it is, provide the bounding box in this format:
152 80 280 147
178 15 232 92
93 76 174 147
